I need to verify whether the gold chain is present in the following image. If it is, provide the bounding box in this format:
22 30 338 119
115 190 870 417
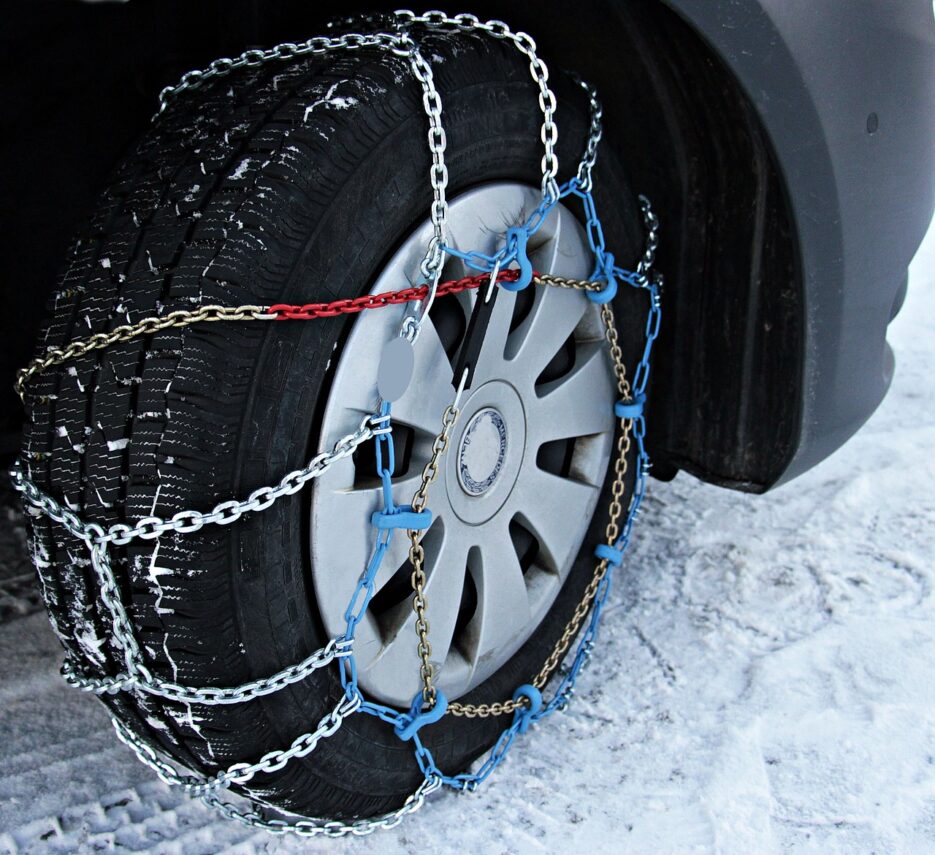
534 272 603 293
14 305 270 402
407 401 463 708
15 276 599 403
447 302 632 717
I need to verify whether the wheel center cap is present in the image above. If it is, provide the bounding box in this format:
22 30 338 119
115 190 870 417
446 380 526 526
457 408 507 496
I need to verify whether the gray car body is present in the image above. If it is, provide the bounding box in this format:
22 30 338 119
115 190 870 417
664 0 935 484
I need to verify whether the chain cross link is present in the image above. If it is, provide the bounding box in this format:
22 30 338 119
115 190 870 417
398 10 561 203
12 413 375 707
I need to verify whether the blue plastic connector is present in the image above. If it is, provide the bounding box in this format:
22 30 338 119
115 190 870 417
595 543 625 567
500 227 534 292
395 689 449 740
614 392 646 420
586 251 618 304
371 506 433 531
511 684 543 734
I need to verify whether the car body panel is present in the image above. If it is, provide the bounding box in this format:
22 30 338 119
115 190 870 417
662 0 935 483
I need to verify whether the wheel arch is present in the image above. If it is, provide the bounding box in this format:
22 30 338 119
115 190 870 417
523 0 935 491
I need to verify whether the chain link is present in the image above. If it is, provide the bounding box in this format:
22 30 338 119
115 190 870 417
398 10 560 203
113 704 442 835
114 691 361 796
407 398 463 707
534 272 603 292
201 774 442 838
636 194 659 278
62 638 350 705
156 32 410 114
14 305 269 402
403 32 449 287
571 74 603 192
15 272 529 403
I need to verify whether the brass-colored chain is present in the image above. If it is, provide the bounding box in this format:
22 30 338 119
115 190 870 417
447 302 632 718
534 272 603 293
15 275 598 404
14 305 270 402
408 401 463 708
600 302 631 399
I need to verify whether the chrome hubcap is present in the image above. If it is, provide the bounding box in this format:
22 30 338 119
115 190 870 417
310 183 616 706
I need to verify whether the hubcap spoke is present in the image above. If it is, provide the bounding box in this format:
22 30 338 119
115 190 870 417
466 522 532 679
470 288 519 383
311 471 427 670
505 284 587 379
367 520 469 693
311 461 375 610
509 465 601 574
533 342 617 441
392 320 457 434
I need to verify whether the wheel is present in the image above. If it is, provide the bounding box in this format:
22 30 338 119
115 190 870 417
21 29 645 819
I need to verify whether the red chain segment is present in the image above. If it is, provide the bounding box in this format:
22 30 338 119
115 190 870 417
268 269 526 320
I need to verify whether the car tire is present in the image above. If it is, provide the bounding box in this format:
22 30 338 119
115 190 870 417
22 29 645 819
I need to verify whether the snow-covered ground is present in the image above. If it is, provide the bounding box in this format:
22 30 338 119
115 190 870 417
2 219 934 854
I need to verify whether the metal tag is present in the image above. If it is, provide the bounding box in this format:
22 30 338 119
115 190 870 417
377 336 415 402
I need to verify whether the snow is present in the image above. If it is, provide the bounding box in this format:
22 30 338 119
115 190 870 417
65 365 85 392
302 81 359 122
73 620 106 668
230 158 253 180
0 218 933 852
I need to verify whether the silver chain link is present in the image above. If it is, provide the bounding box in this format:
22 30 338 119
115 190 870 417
13 413 373 549
156 32 411 115
62 637 351 705
113 692 361 795
398 31 449 339
571 74 603 192
113 708 442 836
636 194 660 278
202 774 443 838
12 413 373 706
397 10 561 203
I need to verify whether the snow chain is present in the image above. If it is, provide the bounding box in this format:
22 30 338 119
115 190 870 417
12 9 664 838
